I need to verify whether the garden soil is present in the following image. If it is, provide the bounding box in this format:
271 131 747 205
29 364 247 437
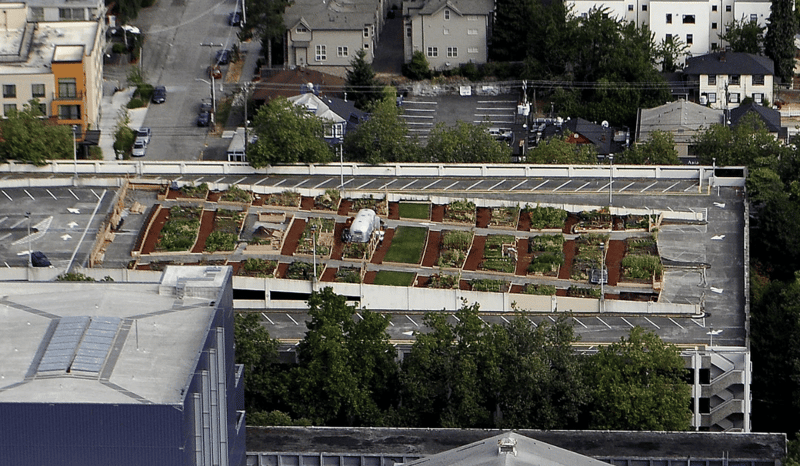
431 204 445 222
463 235 486 271
320 267 337 282
140 207 170 254
476 207 491 228
370 228 394 264
459 280 470 291
559 240 576 280
415 275 431 287
517 210 531 231
514 238 532 276
388 202 400 220
281 218 306 255
606 239 625 286
329 223 345 260
363 270 377 284
564 213 580 233
338 200 352 215
421 230 441 267
300 196 315 210
192 210 216 253
207 191 222 202
275 262 288 278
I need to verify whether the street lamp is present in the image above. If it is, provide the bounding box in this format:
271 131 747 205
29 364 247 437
599 242 605 311
195 78 216 116
707 328 723 347
310 223 317 288
608 154 614 206
72 125 79 182
25 212 31 267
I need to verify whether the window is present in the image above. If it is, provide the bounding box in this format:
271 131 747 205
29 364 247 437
59 8 84 20
363 27 369 38
447 47 458 57
726 5 731 11
468 47 479 53
58 78 76 98
753 74 765 85
406 26 412 37
750 13 757 22
686 34 693 44
729 93 740 103
3 84 16 98
642 4 647 11
363 43 369 49
712 42 718 50
467 28 478 35
708 74 716 85
296 25 308 33
666 33 672 42
712 5 717 11
3 104 16 115
712 22 717 29
444 9 450 20
683 14 695 23
443 28 449 35
315 44 327 61
730 74 740 85
337 46 348 57
58 104 80 120
628 4 634 11
666 13 672 23
581 12 588 18
37 103 47 115
31 7 44 20
753 93 764 103
707 92 717 103
31 84 45 98
427 46 438 57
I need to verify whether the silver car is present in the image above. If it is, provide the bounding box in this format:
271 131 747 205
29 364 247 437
132 140 147 157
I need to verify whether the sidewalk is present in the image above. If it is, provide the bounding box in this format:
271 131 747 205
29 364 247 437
98 83 148 161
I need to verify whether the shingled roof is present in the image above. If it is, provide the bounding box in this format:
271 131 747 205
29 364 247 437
683 52 774 76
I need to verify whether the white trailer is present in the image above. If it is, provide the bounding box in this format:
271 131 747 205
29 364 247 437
348 209 380 243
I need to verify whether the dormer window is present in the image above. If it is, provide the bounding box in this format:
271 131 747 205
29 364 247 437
444 9 450 20
296 25 308 33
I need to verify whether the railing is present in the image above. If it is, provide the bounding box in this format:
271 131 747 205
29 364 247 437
52 90 84 101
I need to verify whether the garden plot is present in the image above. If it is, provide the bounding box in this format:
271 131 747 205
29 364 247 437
619 234 662 284
527 234 565 277
295 217 336 258
398 202 430 220
489 206 519 229
154 206 202 252
437 230 473 269
263 190 301 209
443 199 476 225
383 226 427 265
525 205 567 231
202 209 244 252
282 260 323 280
237 258 277 278
164 183 209 201
569 233 609 282
347 196 388 216
373 271 416 286
479 234 517 274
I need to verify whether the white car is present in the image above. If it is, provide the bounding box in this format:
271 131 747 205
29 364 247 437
132 140 147 157
135 127 151 146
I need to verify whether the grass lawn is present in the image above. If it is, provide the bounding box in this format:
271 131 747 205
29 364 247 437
373 270 415 286
383 226 427 264
399 202 430 219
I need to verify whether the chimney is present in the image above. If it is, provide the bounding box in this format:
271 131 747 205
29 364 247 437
720 51 726 62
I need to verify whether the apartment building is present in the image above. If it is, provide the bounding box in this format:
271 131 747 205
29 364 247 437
568 0 771 65
683 51 774 109
0 0 106 23
0 3 104 137
403 0 494 70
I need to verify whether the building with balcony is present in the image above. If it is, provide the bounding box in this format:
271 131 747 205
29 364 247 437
0 0 106 23
0 3 104 143
0 266 246 466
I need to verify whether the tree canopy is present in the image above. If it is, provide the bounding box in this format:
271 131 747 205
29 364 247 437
765 0 798 82
617 130 680 165
423 122 512 163
526 133 597 164
719 17 765 54
345 49 382 110
343 95 418 164
248 97 332 167
0 101 72 166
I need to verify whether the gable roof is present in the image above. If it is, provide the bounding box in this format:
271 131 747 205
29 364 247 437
683 52 773 76
396 432 611 466
637 100 724 143
288 93 346 123
562 117 619 155
285 0 379 31
730 102 786 138
413 0 493 16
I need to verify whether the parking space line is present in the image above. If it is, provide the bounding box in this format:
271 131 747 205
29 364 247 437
644 317 660 329
573 317 587 328
341 178 355 187
510 180 526 190
286 314 299 325
293 179 309 188
254 178 267 185
68 189 79 200
422 179 441 190
313 178 333 189
684 184 698 192
443 181 458 190
619 182 634 192
66 190 106 272
261 312 274 325
91 189 101 200
527 317 537 327
669 317 684 329
553 181 570 191
488 179 506 190
597 317 612 329
9 218 25 228
466 180 483 190
1 190 12 201
406 315 419 327
640 182 657 192
597 182 610 192
691 318 705 328
273 179 286 187
574 182 590 191
232 177 247 185
24 190 34 200
532 180 548 190
213 177 225 184
620 317 635 328
547 316 556 323
0 216 6 225
663 182 680 192
46 189 57 199
379 179 397 190
0 233 9 242
355 179 373 190
400 179 417 189
501 316 511 324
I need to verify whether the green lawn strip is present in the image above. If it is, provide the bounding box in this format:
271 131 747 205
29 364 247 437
383 226 427 264
399 202 430 219
373 270 415 286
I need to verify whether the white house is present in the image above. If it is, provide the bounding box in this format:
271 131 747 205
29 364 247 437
683 51 774 109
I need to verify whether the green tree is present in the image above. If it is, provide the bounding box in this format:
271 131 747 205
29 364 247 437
234 313 289 416
692 111 789 166
344 95 417 164
423 122 511 163
345 49 382 110
0 101 72 165
490 0 535 61
290 287 397 425
521 0 575 77
527 133 597 164
588 327 691 431
719 16 765 53
765 0 797 82
249 97 332 167
655 35 689 72
617 130 680 165
404 51 431 80
245 0 290 67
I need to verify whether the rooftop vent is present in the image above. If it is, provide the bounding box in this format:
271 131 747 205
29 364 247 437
498 437 517 456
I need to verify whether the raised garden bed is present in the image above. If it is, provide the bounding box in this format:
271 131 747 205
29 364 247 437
349 196 387 216
296 217 335 257
575 208 612 232
383 226 427 264
527 234 565 276
521 283 557 295
437 230 473 269
570 233 609 282
204 209 244 252
480 234 516 273
335 267 361 283
489 206 519 229
525 205 567 230
444 199 476 224
285 260 321 280
470 279 510 292
155 206 202 252
399 202 430 220
621 254 662 282
373 270 415 286
264 191 301 209
567 286 601 298
342 241 370 261
220 185 252 204
238 258 277 278
428 273 460 289
177 183 209 200
313 189 341 212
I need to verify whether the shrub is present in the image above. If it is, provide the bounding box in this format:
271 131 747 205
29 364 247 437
157 206 201 251
221 185 252 203
242 258 276 277
526 205 567 229
114 126 136 155
127 97 146 109
182 183 209 199
529 234 565 253
567 286 601 298
335 268 361 283
622 254 663 280
438 249 466 268
442 230 473 251
112 43 127 54
429 273 460 289
205 231 237 252
286 261 315 280
522 283 557 295
471 279 507 292
56 272 96 281
528 252 564 274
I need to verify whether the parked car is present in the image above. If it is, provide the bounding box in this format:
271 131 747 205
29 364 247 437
199 101 213 113
215 49 231 65
135 127 151 145
31 251 51 267
152 85 166 103
132 140 147 157
229 12 242 27
197 111 211 127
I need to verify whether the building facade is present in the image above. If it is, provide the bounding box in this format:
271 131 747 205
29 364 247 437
403 0 493 70
0 0 107 23
683 51 774 109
